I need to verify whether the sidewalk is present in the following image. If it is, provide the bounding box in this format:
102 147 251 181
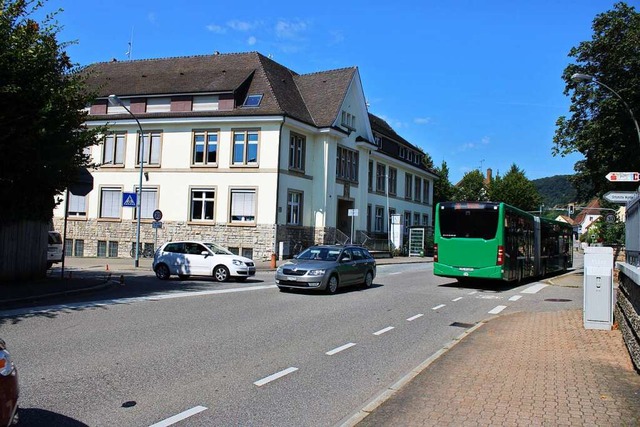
349 272 640 426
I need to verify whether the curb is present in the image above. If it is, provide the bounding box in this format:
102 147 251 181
336 320 487 427
0 279 115 308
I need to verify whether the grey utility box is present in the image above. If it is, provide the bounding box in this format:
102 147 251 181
583 246 614 330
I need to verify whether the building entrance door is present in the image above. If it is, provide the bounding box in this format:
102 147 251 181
337 199 354 237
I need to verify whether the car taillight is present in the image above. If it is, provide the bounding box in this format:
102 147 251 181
433 243 438 262
496 245 504 266
0 349 14 376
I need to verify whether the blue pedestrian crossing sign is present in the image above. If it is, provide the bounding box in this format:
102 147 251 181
122 192 137 207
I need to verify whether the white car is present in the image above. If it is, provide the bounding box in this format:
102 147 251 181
47 231 63 269
152 241 256 282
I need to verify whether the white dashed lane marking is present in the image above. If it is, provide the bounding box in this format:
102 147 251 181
149 406 207 427
488 305 507 314
326 343 356 356
432 304 446 310
509 295 523 301
407 314 424 321
373 326 395 336
254 367 298 387
522 283 548 294
452 297 463 302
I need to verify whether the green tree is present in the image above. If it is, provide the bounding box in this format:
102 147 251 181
488 164 542 212
553 2 640 199
0 0 102 222
433 160 454 204
453 169 487 201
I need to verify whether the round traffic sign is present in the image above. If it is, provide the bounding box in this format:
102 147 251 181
152 209 163 221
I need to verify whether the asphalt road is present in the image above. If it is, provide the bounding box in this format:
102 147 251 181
1 262 582 426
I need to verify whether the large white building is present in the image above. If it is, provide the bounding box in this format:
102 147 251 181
53 52 437 260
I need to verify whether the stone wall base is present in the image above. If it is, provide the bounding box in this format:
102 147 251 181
615 270 640 371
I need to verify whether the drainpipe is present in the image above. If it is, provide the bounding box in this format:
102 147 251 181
274 117 285 261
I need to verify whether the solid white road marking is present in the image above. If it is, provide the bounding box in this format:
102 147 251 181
0 285 278 318
468 291 478 295
254 367 298 387
509 295 523 301
407 314 424 321
326 343 356 355
432 304 446 310
522 283 548 294
373 326 395 336
389 272 402 275
488 305 507 314
452 297 463 302
149 406 207 427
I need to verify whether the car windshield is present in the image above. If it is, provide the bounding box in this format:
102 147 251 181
203 242 233 255
296 247 341 261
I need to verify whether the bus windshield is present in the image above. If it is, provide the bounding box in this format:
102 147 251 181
439 206 499 239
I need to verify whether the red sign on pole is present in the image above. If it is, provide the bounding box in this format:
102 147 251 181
606 172 640 182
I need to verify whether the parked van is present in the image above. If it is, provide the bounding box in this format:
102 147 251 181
47 231 63 269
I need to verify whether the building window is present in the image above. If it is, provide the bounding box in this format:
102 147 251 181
192 130 218 165
190 189 215 221
289 133 305 171
404 211 412 228
389 168 397 195
232 130 259 166
108 241 119 257
74 239 84 257
287 191 303 225
422 214 429 226
423 179 430 204
374 135 382 147
97 240 107 257
405 173 413 199
137 131 162 166
64 239 73 256
376 163 386 193
243 94 263 107
367 204 372 232
134 188 158 219
336 146 358 183
103 132 125 165
230 189 256 223
414 212 421 226
415 179 422 202
368 161 373 191
68 193 87 217
100 187 122 219
375 206 384 232
341 111 356 129
399 147 406 159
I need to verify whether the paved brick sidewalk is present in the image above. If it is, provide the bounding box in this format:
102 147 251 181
355 310 640 426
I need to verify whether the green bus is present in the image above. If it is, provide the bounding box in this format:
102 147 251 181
434 201 573 282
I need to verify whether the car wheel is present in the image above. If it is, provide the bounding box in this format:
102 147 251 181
213 265 230 282
155 264 170 280
178 274 190 280
362 271 374 289
326 275 339 294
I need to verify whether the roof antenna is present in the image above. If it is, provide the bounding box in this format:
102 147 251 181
479 159 485 171
125 27 134 60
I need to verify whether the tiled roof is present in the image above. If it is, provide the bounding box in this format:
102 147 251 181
82 52 354 128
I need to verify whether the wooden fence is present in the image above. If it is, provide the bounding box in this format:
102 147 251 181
0 220 48 282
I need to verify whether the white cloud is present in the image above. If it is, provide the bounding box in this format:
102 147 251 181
414 117 432 125
275 19 308 39
247 36 257 46
228 20 257 31
481 136 490 144
206 24 226 34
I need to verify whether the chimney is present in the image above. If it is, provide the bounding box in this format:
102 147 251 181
486 168 492 182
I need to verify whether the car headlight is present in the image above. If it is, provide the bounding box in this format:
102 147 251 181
232 259 244 266
307 269 326 276
0 349 15 376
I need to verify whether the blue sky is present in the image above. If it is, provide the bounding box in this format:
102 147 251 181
44 0 624 183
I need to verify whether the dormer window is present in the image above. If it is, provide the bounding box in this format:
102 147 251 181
243 94 263 107
374 135 382 147
341 110 356 130
399 147 406 159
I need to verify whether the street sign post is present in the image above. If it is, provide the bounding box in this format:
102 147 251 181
603 191 640 204
605 172 640 182
348 209 359 244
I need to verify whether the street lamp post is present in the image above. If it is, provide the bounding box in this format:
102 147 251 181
571 73 640 149
108 94 145 268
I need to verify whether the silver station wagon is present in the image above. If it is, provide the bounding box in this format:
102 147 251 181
275 245 376 294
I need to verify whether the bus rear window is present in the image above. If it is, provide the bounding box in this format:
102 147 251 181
439 208 499 239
